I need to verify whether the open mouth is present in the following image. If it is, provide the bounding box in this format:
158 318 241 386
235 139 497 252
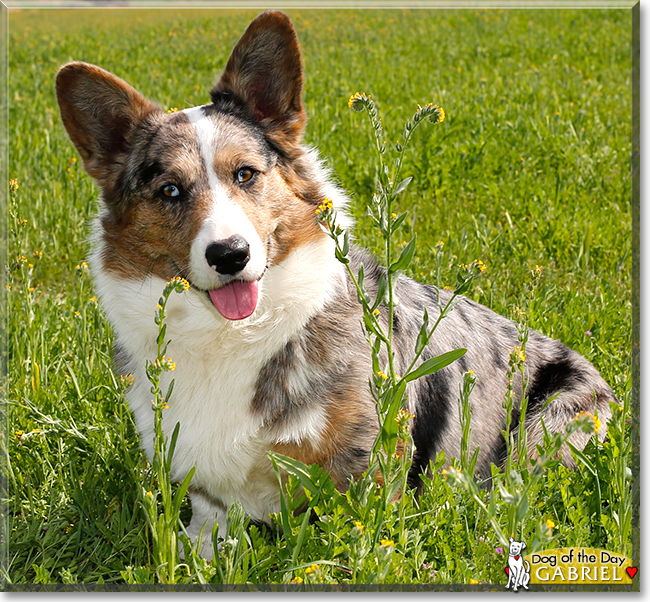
207 280 259 321
170 260 264 321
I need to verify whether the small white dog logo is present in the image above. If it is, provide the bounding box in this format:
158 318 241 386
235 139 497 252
505 537 530 591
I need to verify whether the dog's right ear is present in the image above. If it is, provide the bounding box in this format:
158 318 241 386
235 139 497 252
56 62 159 184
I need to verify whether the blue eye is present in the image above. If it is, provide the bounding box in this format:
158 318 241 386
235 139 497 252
236 168 255 184
161 184 180 198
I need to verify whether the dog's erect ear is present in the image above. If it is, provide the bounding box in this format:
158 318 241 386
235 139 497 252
211 11 306 147
56 62 160 183
509 537 514 543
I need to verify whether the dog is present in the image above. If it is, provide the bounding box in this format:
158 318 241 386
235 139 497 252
56 10 615 558
506 538 531 591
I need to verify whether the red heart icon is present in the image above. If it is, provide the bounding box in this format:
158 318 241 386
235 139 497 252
515 555 520 560
626 567 637 579
505 567 509 575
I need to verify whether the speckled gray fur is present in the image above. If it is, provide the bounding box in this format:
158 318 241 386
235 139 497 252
253 246 615 487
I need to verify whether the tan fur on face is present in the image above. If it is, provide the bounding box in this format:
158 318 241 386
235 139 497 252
194 110 328 272
96 113 215 281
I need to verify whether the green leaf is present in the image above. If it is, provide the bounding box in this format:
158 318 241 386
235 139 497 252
403 348 466 383
173 467 196 516
166 421 181 468
517 493 529 522
268 452 354 516
392 211 408 232
163 379 175 406
469 446 480 475
392 176 413 198
156 323 167 347
371 272 388 311
335 248 350 264
389 235 417 274
454 274 472 296
292 507 312 565
566 440 598 476
356 264 371 305
363 311 381 337
414 307 430 355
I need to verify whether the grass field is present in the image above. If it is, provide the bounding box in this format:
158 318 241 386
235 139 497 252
3 6 634 587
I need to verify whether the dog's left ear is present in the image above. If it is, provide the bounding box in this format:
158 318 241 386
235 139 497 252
211 10 306 147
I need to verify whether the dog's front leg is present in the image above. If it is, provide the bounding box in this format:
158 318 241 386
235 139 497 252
182 487 228 560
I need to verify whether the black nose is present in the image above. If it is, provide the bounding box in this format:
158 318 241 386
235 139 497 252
205 235 250 275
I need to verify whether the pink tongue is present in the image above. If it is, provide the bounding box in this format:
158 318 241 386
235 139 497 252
208 280 259 321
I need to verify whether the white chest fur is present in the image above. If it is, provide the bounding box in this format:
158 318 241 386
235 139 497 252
91 228 346 520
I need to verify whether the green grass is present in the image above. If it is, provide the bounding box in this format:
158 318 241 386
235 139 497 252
3 7 633 587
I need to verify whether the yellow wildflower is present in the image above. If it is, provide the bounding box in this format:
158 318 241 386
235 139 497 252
546 519 555 530
120 374 135 387
573 410 600 434
9 178 19 193
170 276 190 290
348 92 369 109
593 415 601 434
380 539 395 547
395 409 415 423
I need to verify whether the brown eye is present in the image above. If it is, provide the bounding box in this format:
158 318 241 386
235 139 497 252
161 184 181 199
236 168 255 184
